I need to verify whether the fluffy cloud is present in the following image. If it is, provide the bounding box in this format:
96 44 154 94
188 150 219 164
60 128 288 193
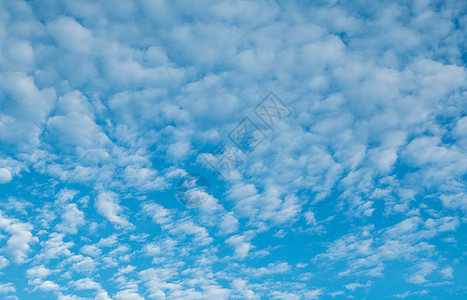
55 203 85 234
0 168 12 184
95 191 133 229
0 211 37 263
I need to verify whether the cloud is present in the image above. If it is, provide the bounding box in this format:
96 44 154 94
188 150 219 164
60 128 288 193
0 168 12 184
440 266 454 279
0 0 466 299
141 202 173 225
114 289 144 300
0 72 55 150
317 215 459 280
168 219 213 246
80 245 102 258
226 234 253 259
345 281 370 291
72 278 102 291
407 261 437 284
231 279 259 299
95 191 133 229
60 254 97 275
35 232 73 262
47 16 94 55
0 256 9 270
0 211 38 263
218 212 239 236
45 91 111 154
0 283 15 294
37 280 60 292
246 262 292 277
55 203 85 234
26 265 53 280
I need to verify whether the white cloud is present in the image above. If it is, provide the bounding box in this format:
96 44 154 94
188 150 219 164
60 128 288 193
114 289 144 300
55 203 85 234
0 72 55 149
95 291 112 300
0 283 15 294
246 262 292 277
98 235 119 248
231 279 259 299
0 211 38 263
141 202 173 225
345 282 369 291
407 261 437 284
218 212 239 236
47 16 94 54
440 266 454 279
0 256 9 270
169 220 213 246
0 0 465 299
58 293 87 300
226 234 253 259
37 280 60 292
60 254 97 275
0 168 12 184
72 278 102 290
35 232 73 262
80 245 102 257
95 191 133 229
142 243 161 257
317 215 459 280
117 265 136 276
26 265 53 280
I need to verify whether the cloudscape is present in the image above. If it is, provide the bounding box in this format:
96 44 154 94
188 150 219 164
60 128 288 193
0 0 466 299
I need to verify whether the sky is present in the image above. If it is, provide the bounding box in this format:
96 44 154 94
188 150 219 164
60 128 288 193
0 0 466 299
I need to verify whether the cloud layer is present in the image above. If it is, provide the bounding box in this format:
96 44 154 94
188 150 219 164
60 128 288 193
0 0 466 299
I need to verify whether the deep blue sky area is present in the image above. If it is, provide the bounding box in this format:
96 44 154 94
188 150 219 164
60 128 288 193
0 0 466 299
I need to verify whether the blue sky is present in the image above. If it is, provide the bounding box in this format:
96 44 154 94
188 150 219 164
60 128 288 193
0 0 466 299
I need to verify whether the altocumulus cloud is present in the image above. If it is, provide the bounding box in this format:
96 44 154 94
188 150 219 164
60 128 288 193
0 0 466 299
